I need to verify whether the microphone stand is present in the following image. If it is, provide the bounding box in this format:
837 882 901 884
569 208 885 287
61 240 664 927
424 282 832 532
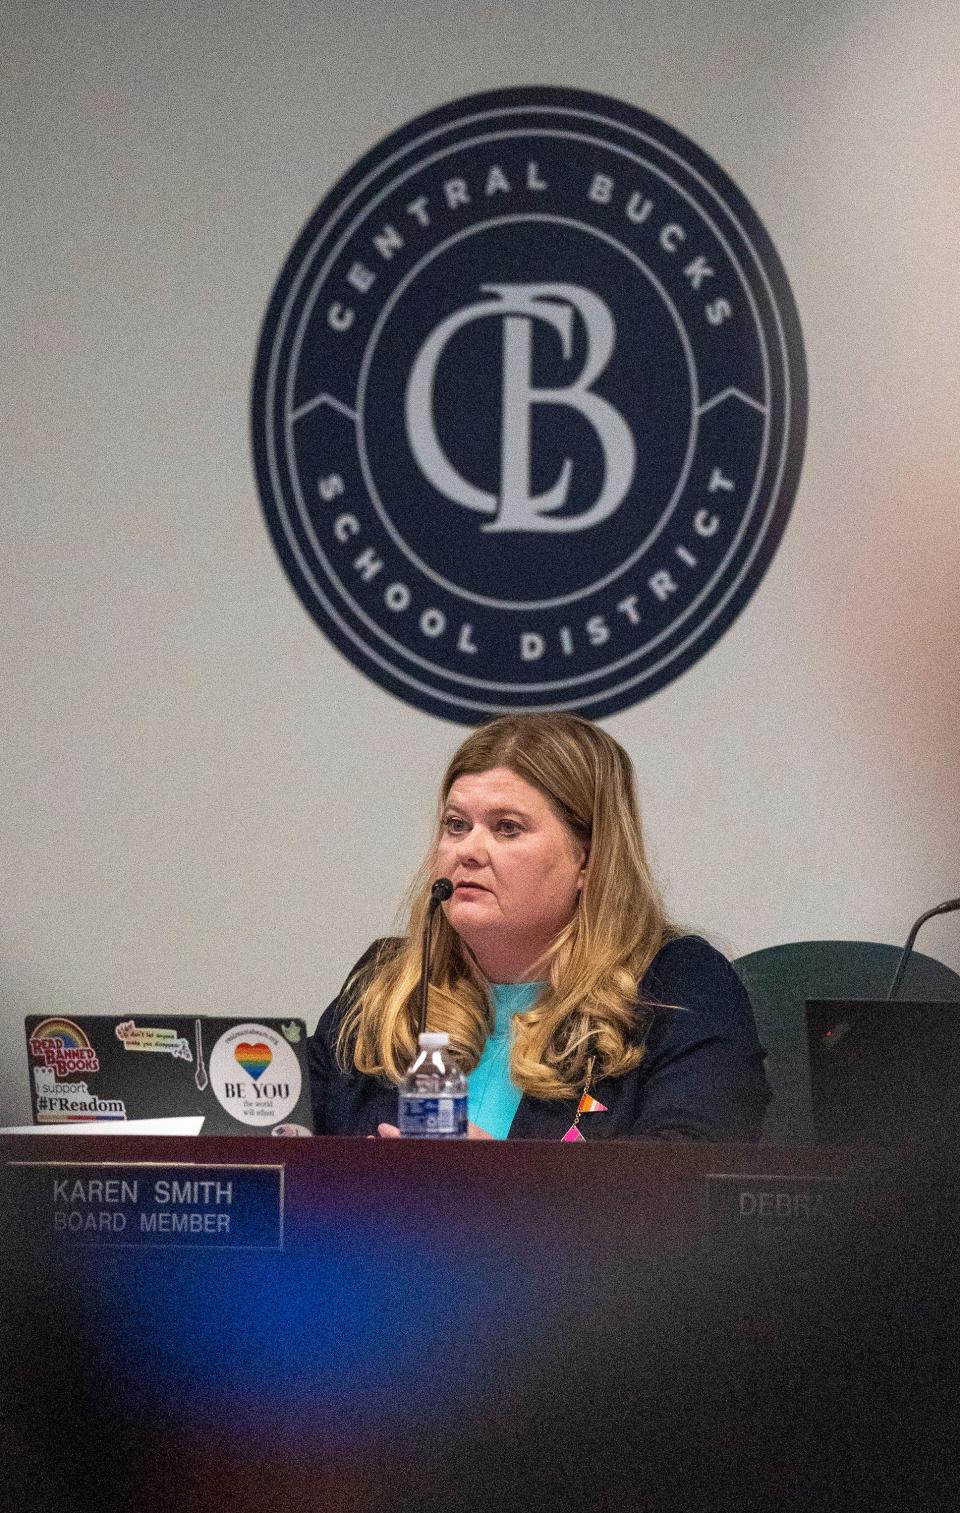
887 897 960 1001
419 879 453 1036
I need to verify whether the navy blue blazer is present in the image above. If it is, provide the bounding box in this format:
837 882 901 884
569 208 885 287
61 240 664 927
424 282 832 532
308 934 771 1141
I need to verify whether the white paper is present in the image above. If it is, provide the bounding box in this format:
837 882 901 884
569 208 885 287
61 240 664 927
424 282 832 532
0 1117 205 1136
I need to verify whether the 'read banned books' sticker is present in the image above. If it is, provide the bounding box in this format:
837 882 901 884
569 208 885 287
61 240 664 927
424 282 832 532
28 1018 127 1123
208 1023 303 1127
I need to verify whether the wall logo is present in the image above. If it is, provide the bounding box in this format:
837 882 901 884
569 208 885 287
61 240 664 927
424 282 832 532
251 87 807 722
208 1023 302 1128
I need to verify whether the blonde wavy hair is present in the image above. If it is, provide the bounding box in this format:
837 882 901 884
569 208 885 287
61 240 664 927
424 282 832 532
335 713 680 1101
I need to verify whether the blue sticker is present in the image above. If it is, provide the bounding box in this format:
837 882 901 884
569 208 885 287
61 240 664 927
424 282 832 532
251 87 806 722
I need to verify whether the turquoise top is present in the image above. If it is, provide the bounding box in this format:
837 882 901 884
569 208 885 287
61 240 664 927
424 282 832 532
467 981 544 1139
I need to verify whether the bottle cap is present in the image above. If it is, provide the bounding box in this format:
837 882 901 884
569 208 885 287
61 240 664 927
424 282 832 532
418 1031 450 1048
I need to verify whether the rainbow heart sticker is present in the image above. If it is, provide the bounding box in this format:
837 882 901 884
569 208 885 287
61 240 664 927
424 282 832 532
235 1041 272 1080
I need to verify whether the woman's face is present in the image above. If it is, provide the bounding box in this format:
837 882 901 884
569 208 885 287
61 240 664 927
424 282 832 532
436 765 588 982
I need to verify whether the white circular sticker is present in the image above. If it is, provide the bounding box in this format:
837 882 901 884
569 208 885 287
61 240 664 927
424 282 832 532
208 1023 302 1127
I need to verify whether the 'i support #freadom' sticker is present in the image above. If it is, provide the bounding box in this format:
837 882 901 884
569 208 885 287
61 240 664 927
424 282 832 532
252 87 807 723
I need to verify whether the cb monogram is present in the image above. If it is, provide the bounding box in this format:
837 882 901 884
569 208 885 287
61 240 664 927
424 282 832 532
404 283 636 533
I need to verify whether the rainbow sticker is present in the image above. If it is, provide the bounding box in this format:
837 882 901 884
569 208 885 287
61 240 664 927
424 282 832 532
30 1018 91 1051
29 1018 100 1076
234 1041 272 1081
209 1023 302 1127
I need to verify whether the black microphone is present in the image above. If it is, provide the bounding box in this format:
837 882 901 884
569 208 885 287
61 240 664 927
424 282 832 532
887 897 960 1001
418 878 454 1035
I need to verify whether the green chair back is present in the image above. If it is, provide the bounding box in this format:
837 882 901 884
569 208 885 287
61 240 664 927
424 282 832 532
733 940 960 1143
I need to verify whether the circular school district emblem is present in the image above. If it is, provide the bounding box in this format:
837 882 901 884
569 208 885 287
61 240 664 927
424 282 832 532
251 87 806 723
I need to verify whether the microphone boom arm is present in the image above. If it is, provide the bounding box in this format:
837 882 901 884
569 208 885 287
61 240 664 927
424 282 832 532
887 897 960 1001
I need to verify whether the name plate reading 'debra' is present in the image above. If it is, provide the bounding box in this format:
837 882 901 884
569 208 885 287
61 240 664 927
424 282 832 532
704 1172 844 1239
4 1161 284 1250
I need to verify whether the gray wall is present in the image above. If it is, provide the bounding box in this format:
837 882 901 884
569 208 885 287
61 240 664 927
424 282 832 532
3 0 959 1123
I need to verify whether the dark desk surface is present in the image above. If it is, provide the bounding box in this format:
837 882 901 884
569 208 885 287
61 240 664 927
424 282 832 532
2 1134 956 1513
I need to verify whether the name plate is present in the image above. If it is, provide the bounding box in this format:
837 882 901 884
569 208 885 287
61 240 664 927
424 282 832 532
4 1160 284 1250
705 1172 843 1237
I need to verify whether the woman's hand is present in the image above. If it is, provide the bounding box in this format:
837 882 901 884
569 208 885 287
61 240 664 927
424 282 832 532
373 1121 494 1139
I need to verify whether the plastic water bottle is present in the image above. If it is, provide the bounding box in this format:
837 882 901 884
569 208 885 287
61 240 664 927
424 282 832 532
398 1031 468 1138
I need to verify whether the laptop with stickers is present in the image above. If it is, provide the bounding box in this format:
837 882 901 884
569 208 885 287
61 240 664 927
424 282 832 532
24 1014 314 1135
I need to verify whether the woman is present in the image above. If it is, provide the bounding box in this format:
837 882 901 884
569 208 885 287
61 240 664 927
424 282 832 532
308 713 770 1141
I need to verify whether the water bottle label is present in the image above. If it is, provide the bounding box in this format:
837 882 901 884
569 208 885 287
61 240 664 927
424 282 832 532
398 1094 468 1138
